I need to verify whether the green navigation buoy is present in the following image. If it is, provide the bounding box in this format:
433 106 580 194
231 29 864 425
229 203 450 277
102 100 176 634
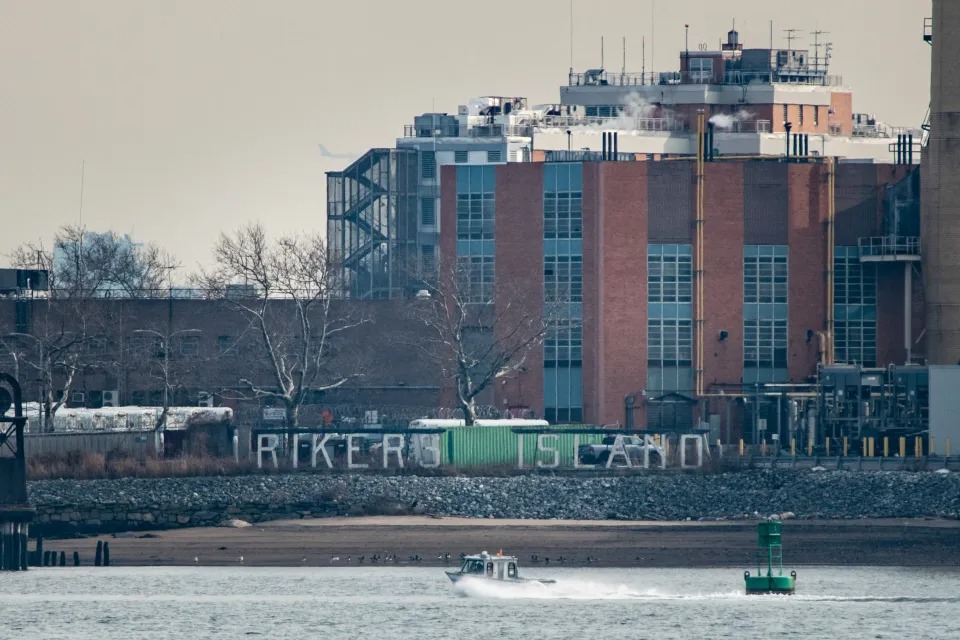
744 520 796 595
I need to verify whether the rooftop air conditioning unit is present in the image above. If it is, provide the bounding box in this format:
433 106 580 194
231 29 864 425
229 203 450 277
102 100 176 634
71 391 86 405
102 390 119 407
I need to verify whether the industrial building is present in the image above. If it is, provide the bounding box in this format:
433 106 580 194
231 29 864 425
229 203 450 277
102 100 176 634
439 152 922 444
327 26 921 300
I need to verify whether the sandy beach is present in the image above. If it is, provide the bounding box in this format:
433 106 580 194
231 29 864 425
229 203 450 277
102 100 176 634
37 516 960 568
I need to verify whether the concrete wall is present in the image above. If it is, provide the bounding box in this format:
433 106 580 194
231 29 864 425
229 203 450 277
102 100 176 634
922 0 960 364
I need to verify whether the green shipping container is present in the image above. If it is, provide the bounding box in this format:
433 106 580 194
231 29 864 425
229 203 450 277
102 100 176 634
440 426 606 468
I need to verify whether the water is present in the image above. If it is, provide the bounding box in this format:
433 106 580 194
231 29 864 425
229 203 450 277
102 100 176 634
1 566 958 639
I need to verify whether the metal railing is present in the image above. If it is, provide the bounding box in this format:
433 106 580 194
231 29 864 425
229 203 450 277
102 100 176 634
858 236 921 259
403 123 535 139
567 70 842 88
539 115 688 132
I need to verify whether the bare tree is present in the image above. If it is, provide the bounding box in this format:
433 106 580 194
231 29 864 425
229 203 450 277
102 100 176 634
404 259 556 425
0 299 113 430
126 326 205 433
10 224 177 298
196 224 366 430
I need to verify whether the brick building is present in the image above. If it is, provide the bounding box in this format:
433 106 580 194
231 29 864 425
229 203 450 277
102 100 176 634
0 298 437 420
440 158 921 439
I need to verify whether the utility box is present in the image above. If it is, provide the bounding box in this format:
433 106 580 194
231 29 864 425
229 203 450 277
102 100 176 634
929 366 960 448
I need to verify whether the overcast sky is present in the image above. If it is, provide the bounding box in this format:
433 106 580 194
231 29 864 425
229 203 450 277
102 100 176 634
1 0 931 275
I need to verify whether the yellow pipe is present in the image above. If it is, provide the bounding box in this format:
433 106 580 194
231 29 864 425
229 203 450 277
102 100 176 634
791 438 796 457
884 436 889 458
843 436 849 457
825 157 836 365
825 438 830 457
900 437 906 458
947 437 952 457
694 110 706 399
930 436 935 456
739 439 745 456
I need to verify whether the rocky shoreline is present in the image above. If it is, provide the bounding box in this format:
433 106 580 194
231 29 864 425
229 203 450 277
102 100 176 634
27 469 960 537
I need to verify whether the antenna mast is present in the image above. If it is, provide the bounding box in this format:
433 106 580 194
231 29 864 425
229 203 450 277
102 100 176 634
811 29 829 73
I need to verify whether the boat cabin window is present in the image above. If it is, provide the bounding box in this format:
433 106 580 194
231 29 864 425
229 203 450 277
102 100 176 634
463 559 485 573
486 562 494 576
507 562 517 578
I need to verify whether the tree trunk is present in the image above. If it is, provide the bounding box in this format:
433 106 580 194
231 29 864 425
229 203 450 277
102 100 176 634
285 402 300 454
460 396 478 426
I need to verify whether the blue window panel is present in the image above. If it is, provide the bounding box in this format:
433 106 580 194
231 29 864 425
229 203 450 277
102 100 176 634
744 303 788 321
456 166 470 193
482 165 495 192
646 367 693 394
456 240 495 256
648 303 693 319
544 368 557 407
544 238 583 256
743 367 789 384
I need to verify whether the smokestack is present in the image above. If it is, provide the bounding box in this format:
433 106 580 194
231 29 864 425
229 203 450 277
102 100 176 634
614 132 619 159
602 132 608 160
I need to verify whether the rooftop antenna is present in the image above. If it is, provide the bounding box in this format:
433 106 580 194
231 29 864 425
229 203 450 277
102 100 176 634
769 20 773 50
811 29 829 73
569 0 574 74
601 36 604 69
622 36 626 82
642 36 646 84
784 28 800 52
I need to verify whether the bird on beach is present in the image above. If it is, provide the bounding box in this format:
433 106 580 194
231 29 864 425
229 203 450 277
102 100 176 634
238 556 244 565
193 557 199 564
330 556 341 563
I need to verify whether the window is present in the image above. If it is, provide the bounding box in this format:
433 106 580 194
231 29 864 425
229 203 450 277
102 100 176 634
834 247 877 366
744 319 788 369
420 197 436 227
180 335 200 357
647 244 694 393
421 245 436 272
507 562 517 578
648 319 693 367
799 104 804 126
544 193 583 240
647 245 693 304
218 335 237 357
744 246 788 304
487 149 502 163
543 163 584 423
744 246 788 382
544 255 583 303
689 58 713 83
456 193 494 240
420 151 436 179
814 106 820 127
454 150 468 164
456 256 494 303
782 104 788 124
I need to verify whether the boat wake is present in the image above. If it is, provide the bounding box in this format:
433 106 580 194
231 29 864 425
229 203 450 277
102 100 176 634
451 577 960 604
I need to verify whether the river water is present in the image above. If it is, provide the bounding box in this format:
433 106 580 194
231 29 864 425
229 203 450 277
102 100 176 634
0 566 958 639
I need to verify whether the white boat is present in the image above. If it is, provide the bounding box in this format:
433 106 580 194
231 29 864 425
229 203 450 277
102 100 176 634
446 550 555 585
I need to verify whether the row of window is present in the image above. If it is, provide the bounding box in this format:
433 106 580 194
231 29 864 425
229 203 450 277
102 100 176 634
72 335 239 358
544 256 583 303
781 104 822 127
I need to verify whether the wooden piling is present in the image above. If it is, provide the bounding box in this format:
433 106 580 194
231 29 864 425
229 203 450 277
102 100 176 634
59 551 66 567
19 524 27 571
95 541 103 567
35 536 43 567
73 551 80 567
103 542 111 567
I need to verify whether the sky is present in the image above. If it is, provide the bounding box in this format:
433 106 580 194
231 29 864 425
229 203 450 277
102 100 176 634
0 0 932 277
